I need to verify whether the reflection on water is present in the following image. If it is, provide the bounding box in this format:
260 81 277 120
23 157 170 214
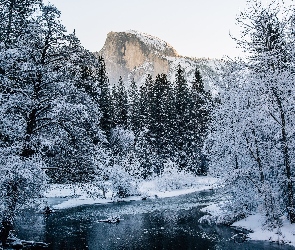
14 191 295 250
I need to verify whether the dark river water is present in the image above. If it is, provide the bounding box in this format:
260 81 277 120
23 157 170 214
14 190 295 250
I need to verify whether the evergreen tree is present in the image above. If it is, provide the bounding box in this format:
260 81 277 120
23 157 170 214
173 65 190 169
128 78 140 133
96 56 114 136
138 74 153 131
149 74 167 149
192 67 204 92
113 77 128 128
189 67 211 174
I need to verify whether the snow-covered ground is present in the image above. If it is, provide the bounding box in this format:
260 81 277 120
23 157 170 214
232 214 295 246
200 203 295 247
44 176 217 210
139 176 216 198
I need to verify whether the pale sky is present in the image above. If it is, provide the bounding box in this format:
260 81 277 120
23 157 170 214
45 0 289 59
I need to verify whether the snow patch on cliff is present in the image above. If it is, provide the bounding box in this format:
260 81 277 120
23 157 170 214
126 30 173 52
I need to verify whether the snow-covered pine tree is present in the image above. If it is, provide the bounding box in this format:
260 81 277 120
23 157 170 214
138 74 153 131
189 67 211 174
173 65 191 170
96 56 114 137
128 78 140 134
112 76 128 128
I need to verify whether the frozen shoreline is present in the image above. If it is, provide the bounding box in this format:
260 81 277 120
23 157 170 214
201 203 295 247
44 176 217 210
232 214 295 247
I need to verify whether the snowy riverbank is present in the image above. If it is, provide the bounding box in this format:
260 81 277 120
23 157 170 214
232 214 295 246
201 203 295 247
44 176 217 210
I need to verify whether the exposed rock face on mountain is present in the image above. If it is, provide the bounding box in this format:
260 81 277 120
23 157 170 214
95 30 221 91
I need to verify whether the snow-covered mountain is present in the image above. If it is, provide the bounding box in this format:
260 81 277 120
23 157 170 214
95 30 222 91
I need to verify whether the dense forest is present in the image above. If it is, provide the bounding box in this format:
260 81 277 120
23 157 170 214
1 0 295 246
0 0 211 241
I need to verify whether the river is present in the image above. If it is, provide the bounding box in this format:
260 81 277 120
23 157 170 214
14 190 295 250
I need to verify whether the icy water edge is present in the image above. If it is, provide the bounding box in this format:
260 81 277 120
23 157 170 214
14 190 295 250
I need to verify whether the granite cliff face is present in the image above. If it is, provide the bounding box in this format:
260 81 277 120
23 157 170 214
96 30 220 91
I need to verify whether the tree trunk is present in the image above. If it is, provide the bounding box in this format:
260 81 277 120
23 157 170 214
272 88 295 223
0 219 13 246
21 108 37 157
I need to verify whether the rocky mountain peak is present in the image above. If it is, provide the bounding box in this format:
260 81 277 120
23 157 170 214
96 30 179 84
95 31 220 92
